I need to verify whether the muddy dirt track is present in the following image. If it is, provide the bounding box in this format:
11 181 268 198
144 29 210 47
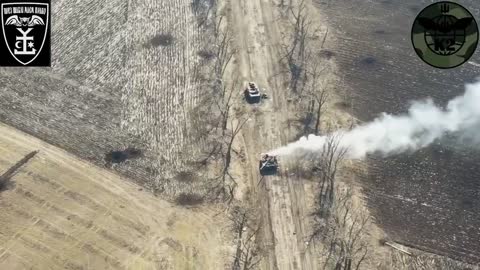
0 123 231 270
227 0 322 269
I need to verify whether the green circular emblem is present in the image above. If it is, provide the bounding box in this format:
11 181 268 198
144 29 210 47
412 1 479 69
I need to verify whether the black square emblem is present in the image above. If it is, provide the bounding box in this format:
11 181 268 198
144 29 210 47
0 0 50 66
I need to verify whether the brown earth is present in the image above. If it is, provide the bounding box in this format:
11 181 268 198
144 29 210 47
0 0 364 269
224 0 396 269
0 0 215 198
2 0 471 269
0 123 232 270
226 0 343 269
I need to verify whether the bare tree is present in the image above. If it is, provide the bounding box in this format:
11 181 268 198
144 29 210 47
192 6 246 201
192 8 238 167
224 117 249 179
316 133 348 216
314 186 370 270
211 12 238 135
305 134 369 270
283 0 314 93
330 188 369 270
191 0 216 28
189 89 224 166
214 15 236 81
312 83 329 135
230 206 262 270
219 116 250 200
303 60 330 134
215 78 239 135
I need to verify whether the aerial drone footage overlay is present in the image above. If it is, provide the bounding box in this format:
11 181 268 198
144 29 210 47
0 0 479 269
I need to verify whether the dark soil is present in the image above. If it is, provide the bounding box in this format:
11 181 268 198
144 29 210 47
105 148 142 163
197 49 216 60
316 0 480 263
150 33 174 47
175 193 204 206
175 171 197 183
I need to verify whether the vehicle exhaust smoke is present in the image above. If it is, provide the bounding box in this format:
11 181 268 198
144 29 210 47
269 81 480 159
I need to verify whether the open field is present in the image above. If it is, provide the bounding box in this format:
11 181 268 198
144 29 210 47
315 0 480 263
1 0 478 268
0 0 214 197
122 0 209 178
0 0 382 269
0 123 232 270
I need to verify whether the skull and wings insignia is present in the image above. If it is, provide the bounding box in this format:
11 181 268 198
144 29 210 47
4 15 45 27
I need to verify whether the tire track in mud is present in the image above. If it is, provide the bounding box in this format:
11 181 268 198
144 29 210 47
229 0 318 269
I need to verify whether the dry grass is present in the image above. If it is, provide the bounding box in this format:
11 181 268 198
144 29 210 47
0 0 222 200
0 123 233 270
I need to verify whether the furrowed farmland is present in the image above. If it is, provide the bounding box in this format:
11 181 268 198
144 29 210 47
0 123 230 269
0 0 477 269
0 0 232 269
0 0 215 197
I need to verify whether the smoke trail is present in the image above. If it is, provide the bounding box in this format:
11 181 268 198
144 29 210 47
269 81 480 159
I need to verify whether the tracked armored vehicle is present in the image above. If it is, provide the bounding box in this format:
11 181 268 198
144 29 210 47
259 153 278 175
244 82 261 103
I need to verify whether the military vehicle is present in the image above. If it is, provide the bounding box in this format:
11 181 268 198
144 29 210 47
244 82 261 103
259 153 278 175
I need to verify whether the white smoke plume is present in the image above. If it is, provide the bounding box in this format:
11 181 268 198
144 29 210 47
269 81 480 159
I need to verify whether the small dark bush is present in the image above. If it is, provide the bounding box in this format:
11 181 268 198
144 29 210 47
360 56 377 66
0 177 11 192
197 49 215 60
150 33 174 47
105 148 142 164
335 101 351 109
175 193 204 206
175 171 197 183
318 49 336 59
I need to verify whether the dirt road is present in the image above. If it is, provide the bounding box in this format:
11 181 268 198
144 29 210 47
0 123 231 270
227 0 320 269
